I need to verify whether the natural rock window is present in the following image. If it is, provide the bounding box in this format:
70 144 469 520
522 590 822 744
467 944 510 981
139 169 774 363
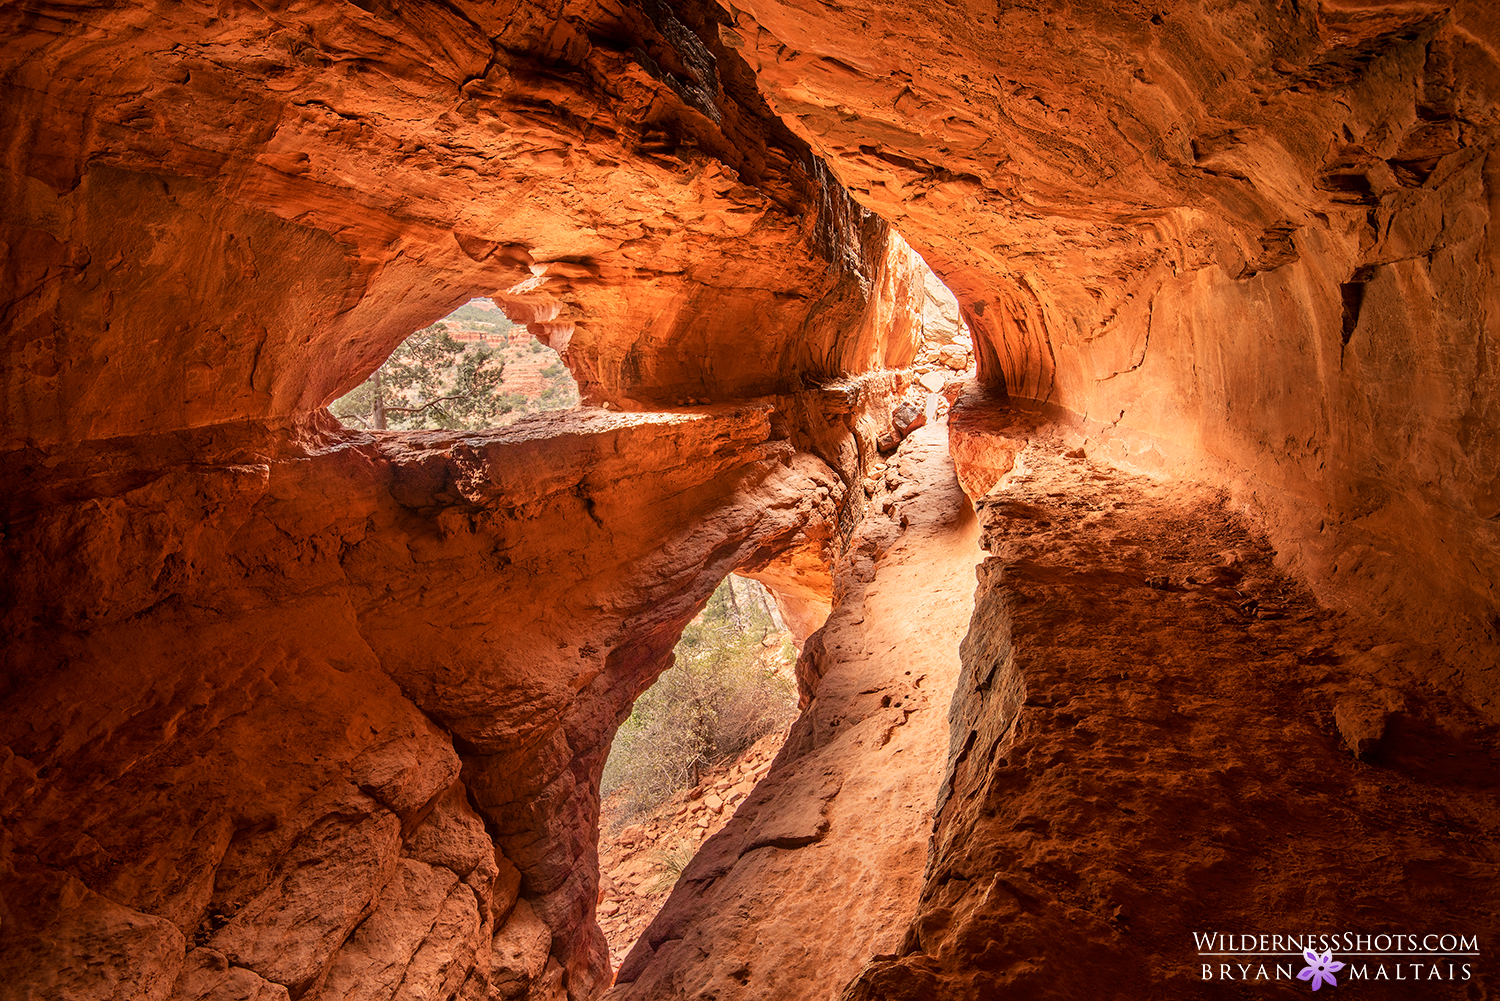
6 3 1497 1000
330 298 579 430
596 576 798 969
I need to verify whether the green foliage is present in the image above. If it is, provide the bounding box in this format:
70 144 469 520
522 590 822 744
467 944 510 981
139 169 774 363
643 843 699 895
333 377 377 421
536 376 580 410
602 577 798 819
330 298 583 431
444 302 515 331
331 322 508 430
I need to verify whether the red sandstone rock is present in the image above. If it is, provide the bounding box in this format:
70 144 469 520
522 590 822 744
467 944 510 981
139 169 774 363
608 423 984 999
0 0 925 448
176 949 290 1001
0 3 1497 1000
946 391 1022 503
317 859 480 1001
935 344 968 371
0 404 862 1001
713 0 1500 711
490 899 554 1001
843 404 1500 1000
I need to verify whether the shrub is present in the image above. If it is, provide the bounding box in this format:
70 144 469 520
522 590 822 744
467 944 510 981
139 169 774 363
331 322 508 430
602 577 797 819
643 842 699 895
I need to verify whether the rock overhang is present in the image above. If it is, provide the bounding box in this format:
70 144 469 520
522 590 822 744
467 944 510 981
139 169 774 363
2 1 1498 999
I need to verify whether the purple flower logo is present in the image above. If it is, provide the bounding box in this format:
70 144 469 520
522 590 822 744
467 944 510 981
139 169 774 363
1297 950 1345 990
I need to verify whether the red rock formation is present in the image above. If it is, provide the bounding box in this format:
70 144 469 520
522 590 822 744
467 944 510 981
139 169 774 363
609 421 983 1000
712 0 1500 711
0 405 861 1000
0 0 922 448
0 2 934 996
840 396 1499 1000
2 1 1497 999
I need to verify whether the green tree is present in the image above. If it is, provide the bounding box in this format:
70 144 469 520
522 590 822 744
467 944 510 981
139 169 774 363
602 577 798 818
332 322 508 430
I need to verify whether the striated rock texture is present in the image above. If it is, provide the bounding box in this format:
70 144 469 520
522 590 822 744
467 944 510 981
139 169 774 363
842 399 1498 1000
3 0 1499 999
0 0 927 447
608 421 982 1000
0 406 858 1000
712 0 1500 711
0 1 937 997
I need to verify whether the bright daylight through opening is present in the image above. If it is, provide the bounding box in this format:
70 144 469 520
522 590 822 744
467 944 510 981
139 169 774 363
332 298 580 431
596 575 798 970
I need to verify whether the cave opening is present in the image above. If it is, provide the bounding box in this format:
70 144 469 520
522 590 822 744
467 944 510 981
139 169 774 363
595 574 799 970
330 297 580 431
6 1 1496 996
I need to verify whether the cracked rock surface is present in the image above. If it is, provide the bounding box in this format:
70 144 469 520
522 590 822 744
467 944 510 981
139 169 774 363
712 0 1500 710
0 406 853 1001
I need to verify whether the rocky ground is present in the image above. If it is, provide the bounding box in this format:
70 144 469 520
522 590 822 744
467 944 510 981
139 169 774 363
595 731 786 976
591 318 977 986
606 419 987 1000
846 395 1500 1000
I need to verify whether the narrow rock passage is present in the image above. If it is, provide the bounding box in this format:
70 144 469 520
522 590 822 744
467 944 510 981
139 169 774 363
848 400 1500 1000
607 422 982 1000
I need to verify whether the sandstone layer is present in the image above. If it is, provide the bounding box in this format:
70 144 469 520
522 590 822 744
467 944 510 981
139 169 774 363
714 0 1500 711
841 396 1498 1000
0 0 929 447
0 405 856 1000
0 2 942 996
1 0 1497 999
608 420 983 1000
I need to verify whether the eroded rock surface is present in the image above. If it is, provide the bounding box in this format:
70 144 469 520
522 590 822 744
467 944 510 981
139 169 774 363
714 0 1500 711
0 406 858 1001
0 0 928 447
608 421 982 1000
843 400 1499 1000
2 1 1498 998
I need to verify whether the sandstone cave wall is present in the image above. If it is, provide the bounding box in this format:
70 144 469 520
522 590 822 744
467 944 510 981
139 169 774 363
3 1 1499 999
0 0 923 449
0 2 942 997
713 0 1500 712
0 405 861 1000
840 400 1498 1000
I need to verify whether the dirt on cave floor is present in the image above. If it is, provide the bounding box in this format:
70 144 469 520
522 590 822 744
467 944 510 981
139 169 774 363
603 419 991 999
844 400 1500 1000
594 416 990 993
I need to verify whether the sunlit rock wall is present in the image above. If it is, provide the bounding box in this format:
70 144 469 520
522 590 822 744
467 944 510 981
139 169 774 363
0 407 851 999
0 1 937 997
0 0 925 448
713 0 1500 711
3 1 1498 999
842 399 1498 1001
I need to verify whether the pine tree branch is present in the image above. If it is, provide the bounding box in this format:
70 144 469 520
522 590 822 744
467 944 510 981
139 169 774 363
381 393 471 415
